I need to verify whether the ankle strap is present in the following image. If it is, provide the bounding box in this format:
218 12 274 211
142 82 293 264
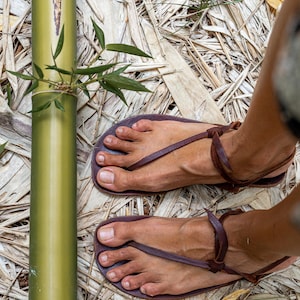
206 209 243 273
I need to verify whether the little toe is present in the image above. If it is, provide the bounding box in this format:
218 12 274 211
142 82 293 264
121 273 153 291
140 282 167 297
132 119 154 132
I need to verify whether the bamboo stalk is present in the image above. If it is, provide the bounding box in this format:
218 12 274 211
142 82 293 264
29 1 77 299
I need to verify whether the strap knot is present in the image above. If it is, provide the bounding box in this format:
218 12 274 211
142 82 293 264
206 122 242 138
206 126 226 138
207 259 225 273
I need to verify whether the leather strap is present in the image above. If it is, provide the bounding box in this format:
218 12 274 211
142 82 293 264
125 211 290 283
95 213 291 286
128 122 240 171
210 123 295 192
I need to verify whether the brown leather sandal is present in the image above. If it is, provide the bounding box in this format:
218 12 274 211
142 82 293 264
91 114 294 195
94 210 290 299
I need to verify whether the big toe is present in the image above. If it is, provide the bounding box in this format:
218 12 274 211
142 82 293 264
96 167 134 193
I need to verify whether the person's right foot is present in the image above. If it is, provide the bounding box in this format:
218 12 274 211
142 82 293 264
94 118 294 193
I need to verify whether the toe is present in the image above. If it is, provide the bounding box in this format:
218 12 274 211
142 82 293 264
103 135 135 153
96 167 131 192
115 126 145 141
106 260 143 283
96 151 134 167
121 273 154 291
132 119 154 132
140 282 168 297
99 247 137 267
97 221 137 246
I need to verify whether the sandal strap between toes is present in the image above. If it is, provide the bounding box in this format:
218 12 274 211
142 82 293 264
127 210 244 276
128 121 241 171
120 211 289 284
127 131 210 171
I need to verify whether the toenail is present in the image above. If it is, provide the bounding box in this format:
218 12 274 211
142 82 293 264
104 136 113 144
123 280 130 289
140 286 146 294
97 154 105 163
116 127 124 134
99 227 114 241
107 271 117 281
99 253 108 263
99 170 114 184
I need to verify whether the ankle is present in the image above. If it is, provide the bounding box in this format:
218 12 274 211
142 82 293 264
223 131 295 179
222 210 284 271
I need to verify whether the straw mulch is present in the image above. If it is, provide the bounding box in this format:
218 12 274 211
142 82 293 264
1 0 300 299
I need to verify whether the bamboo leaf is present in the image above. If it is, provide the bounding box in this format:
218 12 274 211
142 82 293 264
74 63 117 75
5 84 12 106
33 63 44 79
29 100 51 113
91 18 105 49
46 65 72 75
0 142 7 156
53 25 65 59
103 74 151 92
75 78 90 98
106 43 152 58
24 79 39 96
100 80 127 105
81 86 90 99
111 64 130 75
7 70 35 80
54 99 65 111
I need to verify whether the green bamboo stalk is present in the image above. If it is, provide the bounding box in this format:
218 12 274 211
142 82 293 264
29 1 77 299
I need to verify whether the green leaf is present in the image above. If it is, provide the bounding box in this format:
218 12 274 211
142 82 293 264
91 19 105 49
24 79 39 96
76 79 90 99
0 142 7 156
54 99 65 112
74 63 117 75
5 84 12 106
7 70 35 81
46 65 72 75
33 63 44 79
29 101 51 113
53 25 65 59
111 65 130 75
103 74 151 92
100 81 127 105
106 43 152 58
81 85 90 99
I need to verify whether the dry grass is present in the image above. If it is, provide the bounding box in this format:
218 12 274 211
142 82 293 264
0 0 300 299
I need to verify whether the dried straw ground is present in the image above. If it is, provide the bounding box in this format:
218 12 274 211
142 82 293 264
0 0 300 299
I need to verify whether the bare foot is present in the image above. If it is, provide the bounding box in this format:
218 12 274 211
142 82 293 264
94 117 295 193
95 212 294 297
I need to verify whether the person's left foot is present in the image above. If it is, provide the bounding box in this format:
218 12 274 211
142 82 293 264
95 213 294 297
